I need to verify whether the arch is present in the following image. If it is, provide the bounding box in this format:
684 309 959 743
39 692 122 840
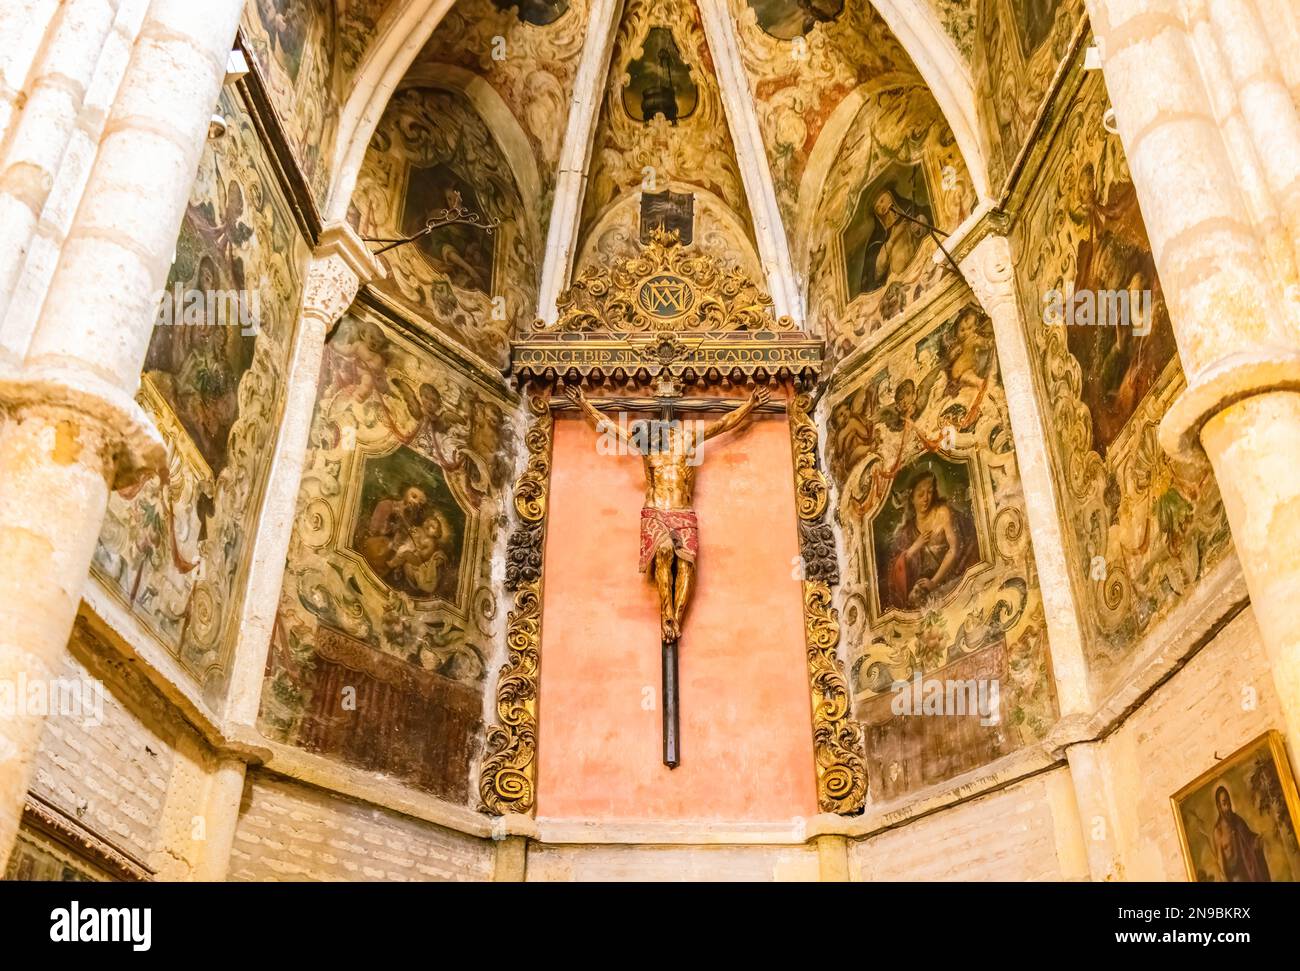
326 0 457 222
866 0 991 203
574 181 765 284
395 63 545 253
796 70 970 281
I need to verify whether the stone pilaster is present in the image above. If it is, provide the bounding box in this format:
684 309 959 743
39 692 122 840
534 0 622 324
0 0 247 867
957 227 1094 723
222 222 383 728
1063 741 1125 881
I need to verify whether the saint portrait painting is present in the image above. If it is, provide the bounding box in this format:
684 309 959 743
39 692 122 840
1016 0 1062 58
842 162 934 301
1064 170 1178 456
871 455 982 614
747 0 844 40
349 446 467 604
1172 731 1300 882
491 0 570 26
142 193 257 478
402 163 497 295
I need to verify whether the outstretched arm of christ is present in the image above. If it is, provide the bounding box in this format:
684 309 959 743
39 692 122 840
563 385 632 446
703 386 771 441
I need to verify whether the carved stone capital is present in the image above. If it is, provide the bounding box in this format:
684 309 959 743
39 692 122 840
302 221 385 331
943 204 1012 268
956 232 1017 316
0 364 166 489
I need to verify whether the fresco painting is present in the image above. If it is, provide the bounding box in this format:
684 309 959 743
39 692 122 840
351 87 534 367
259 313 517 803
827 293 1056 801
91 89 306 703
1011 75 1231 693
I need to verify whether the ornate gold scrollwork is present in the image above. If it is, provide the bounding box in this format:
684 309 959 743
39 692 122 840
480 392 553 815
790 393 867 815
803 581 867 814
538 227 798 335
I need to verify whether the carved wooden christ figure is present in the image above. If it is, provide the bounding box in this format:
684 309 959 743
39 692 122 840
565 384 770 642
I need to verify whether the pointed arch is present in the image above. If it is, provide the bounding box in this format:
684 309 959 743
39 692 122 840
867 0 991 202
326 0 458 222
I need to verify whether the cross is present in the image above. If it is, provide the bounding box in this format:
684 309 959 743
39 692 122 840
561 379 774 768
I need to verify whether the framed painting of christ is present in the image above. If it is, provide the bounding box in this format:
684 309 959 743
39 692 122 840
1172 731 1300 882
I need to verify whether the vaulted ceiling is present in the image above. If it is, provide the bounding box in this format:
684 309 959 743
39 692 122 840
316 0 996 338
244 0 1086 356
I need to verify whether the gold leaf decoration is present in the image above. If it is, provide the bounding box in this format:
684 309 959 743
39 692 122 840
480 391 553 815
790 392 865 815
803 580 867 815
539 227 797 335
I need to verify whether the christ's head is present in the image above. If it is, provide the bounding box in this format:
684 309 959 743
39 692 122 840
1215 785 1233 816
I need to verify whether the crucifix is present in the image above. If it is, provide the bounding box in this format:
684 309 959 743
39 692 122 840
563 380 771 767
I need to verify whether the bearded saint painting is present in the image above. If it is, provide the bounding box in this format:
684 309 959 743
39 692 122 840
1174 733 1300 882
1212 785 1272 882
349 447 465 603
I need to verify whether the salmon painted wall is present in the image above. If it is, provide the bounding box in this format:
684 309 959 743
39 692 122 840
536 399 817 821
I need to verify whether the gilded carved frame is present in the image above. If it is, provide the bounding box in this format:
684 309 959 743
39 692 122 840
478 234 867 816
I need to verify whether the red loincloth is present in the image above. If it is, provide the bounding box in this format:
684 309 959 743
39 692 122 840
639 507 699 573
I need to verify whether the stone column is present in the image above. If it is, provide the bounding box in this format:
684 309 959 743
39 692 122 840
0 0 245 866
958 226 1108 876
1087 0 1300 760
0 0 154 364
0 1 63 147
222 223 383 728
957 226 1094 721
0 0 124 342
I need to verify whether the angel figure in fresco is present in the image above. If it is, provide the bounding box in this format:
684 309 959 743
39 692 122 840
564 383 770 643
883 470 978 611
392 378 464 463
829 384 881 485
321 319 392 412
942 307 995 396
1213 785 1272 882
459 396 512 495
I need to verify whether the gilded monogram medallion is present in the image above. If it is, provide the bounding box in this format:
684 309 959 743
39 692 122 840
638 274 694 319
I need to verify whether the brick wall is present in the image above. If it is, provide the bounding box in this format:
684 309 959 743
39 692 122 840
229 771 494 881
